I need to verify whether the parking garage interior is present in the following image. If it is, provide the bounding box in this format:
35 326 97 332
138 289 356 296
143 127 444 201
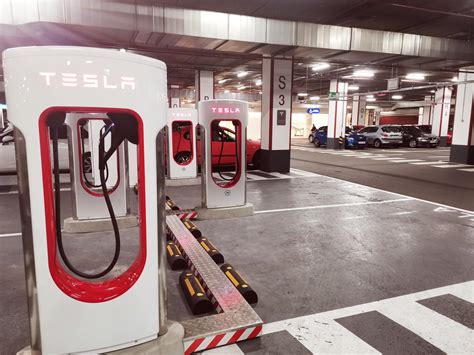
0 1 473 354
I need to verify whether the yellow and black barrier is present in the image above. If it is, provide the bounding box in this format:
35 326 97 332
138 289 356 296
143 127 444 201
197 237 224 264
220 264 258 305
183 219 202 239
338 136 344 145
165 195 180 211
179 271 213 315
166 241 187 270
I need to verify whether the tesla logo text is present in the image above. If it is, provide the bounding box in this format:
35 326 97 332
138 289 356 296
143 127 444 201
172 112 192 118
39 72 136 90
211 107 240 114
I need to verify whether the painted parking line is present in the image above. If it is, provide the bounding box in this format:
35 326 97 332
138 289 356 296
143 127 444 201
432 164 472 169
410 160 447 165
370 157 402 161
0 232 22 238
459 168 474 172
388 159 424 163
255 198 413 215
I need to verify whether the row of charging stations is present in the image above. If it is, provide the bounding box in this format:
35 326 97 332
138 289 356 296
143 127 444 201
3 45 250 354
167 100 248 208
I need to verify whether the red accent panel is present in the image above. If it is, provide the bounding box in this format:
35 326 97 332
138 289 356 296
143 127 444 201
269 58 274 150
333 81 339 138
185 338 205 355
248 325 263 339
39 106 147 303
227 328 245 344
379 116 417 125
76 117 121 197
206 333 225 349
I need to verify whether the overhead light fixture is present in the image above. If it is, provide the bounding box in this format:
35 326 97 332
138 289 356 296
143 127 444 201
224 90 230 93
353 69 374 78
451 76 458 82
392 95 403 100
298 93 308 97
119 48 127 52
218 79 228 84
312 63 330 71
310 96 320 101
347 85 359 91
238 86 245 90
366 94 374 99
406 72 425 81
237 71 248 78
255 79 262 86
430 90 436 93
366 98 376 102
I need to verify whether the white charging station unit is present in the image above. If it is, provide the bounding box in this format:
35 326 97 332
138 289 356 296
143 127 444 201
65 113 129 220
3 46 168 354
198 99 248 208
167 108 198 179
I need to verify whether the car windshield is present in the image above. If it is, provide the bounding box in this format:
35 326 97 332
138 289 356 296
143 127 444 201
410 126 423 134
345 127 354 134
382 126 401 133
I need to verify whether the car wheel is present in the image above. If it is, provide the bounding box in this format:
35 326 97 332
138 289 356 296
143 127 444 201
308 134 314 143
409 139 417 148
174 151 192 164
82 152 92 173
252 150 261 170
373 139 382 148
314 138 321 147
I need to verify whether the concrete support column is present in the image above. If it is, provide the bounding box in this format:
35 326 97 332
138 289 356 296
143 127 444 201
327 80 348 149
450 69 474 164
421 96 434 125
261 57 293 172
170 97 180 108
418 107 424 125
195 70 214 107
351 94 366 126
432 87 452 146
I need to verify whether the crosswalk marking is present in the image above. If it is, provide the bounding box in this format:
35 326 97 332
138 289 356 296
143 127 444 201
205 281 474 355
410 160 447 165
389 159 424 163
432 164 472 169
246 168 318 181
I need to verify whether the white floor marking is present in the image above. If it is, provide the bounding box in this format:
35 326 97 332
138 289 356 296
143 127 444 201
410 161 447 165
370 157 402 161
432 164 472 169
289 168 318 177
377 300 473 353
343 215 367 220
391 211 416 216
202 344 244 354
388 159 424 163
459 168 474 172
231 281 474 355
0 232 22 238
255 198 413 215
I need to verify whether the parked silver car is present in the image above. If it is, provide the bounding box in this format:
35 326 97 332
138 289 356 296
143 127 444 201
358 125 403 148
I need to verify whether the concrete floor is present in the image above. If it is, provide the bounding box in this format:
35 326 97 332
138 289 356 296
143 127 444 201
0 168 473 354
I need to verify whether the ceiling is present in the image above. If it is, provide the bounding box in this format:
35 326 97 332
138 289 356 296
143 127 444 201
1 0 474 106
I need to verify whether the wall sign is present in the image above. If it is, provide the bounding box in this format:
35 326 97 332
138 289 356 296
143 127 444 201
277 110 286 125
307 108 320 114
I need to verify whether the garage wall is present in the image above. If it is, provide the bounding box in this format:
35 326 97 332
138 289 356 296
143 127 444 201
380 115 418 125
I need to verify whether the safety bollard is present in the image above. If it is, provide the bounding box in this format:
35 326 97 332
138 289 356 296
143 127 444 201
197 237 224 264
179 271 213 315
221 264 258 305
166 241 187 270
166 195 180 210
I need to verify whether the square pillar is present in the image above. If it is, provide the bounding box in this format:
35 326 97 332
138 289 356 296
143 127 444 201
327 80 348 149
195 70 214 107
260 57 293 173
351 94 366 126
450 69 474 165
422 96 434 125
432 87 452 146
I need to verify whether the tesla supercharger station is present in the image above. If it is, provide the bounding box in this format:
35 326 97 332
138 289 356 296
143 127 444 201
167 108 198 179
65 113 129 220
3 46 170 354
199 99 248 208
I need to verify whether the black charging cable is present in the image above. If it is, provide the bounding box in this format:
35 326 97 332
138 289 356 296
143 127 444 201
215 124 240 182
53 123 120 279
80 124 109 189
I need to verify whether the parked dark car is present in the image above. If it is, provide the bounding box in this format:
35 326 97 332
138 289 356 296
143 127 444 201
398 125 439 148
312 126 367 148
418 125 432 134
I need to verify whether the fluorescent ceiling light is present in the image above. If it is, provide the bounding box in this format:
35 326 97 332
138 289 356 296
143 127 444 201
224 90 230 93
392 95 403 100
312 63 330 71
430 90 436 93
298 93 308 97
347 85 359 91
366 98 376 102
255 79 262 86
237 71 248 78
366 94 374 99
451 76 458 82
119 48 127 52
218 79 228 84
353 69 374 78
310 96 320 101
406 72 425 81
238 86 245 90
